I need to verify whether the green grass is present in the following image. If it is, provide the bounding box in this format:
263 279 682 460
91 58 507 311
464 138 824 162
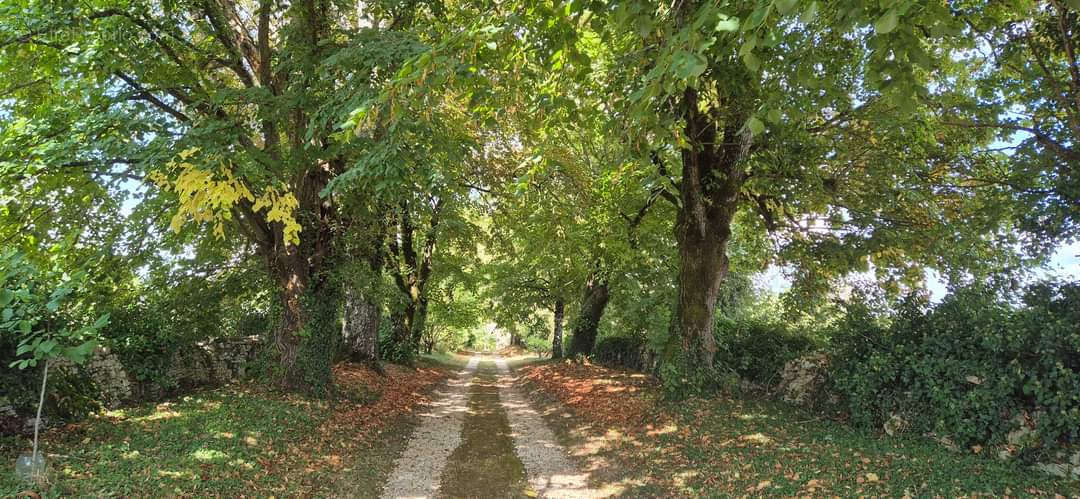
419 350 472 370
519 363 1080 497
0 360 453 498
653 397 1080 496
1 386 328 497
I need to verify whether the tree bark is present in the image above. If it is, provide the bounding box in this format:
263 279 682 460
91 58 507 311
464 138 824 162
552 299 565 359
387 304 412 362
342 287 380 362
268 246 341 392
664 86 751 372
567 275 610 357
409 296 428 352
386 198 441 360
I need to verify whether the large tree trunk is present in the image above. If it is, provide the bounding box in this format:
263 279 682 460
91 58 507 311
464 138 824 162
567 275 610 357
342 287 380 362
663 87 750 373
264 159 341 392
271 260 307 385
387 304 413 363
552 299 565 359
268 249 341 393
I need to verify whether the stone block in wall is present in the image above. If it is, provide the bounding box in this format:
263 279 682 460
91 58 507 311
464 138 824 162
777 352 830 406
54 336 263 408
54 346 133 408
166 335 262 389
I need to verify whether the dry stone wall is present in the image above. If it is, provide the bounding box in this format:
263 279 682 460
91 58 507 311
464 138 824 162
57 336 262 408
774 352 1078 481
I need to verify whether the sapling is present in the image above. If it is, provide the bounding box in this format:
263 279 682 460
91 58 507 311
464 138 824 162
2 250 107 484
15 360 48 482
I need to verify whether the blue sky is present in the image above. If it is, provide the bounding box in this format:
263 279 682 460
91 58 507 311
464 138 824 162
758 241 1080 301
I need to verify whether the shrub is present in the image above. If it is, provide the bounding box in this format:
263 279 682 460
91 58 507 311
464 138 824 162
828 281 1080 456
592 335 647 370
101 268 272 398
713 316 817 385
377 319 412 364
523 334 550 355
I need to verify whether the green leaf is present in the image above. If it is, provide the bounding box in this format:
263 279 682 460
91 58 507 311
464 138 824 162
1068 0 1080 10
875 9 899 34
739 35 758 57
18 319 31 334
92 313 110 329
743 5 771 32
801 1 819 23
742 51 761 72
766 109 783 124
0 289 12 307
774 0 798 16
746 116 766 137
673 51 708 79
715 14 740 32
63 340 97 364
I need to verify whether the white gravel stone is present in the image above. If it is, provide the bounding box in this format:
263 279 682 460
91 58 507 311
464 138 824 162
495 358 603 498
380 357 479 499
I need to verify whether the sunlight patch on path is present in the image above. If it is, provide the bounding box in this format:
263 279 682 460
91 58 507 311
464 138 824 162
495 358 605 498
380 356 479 499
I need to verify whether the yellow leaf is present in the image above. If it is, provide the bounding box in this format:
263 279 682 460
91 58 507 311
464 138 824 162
178 147 200 160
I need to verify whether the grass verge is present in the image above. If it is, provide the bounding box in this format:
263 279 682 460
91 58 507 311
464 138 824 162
519 360 1080 497
0 361 450 497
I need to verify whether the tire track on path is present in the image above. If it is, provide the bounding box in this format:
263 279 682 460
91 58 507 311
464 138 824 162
380 356 478 499
495 358 603 498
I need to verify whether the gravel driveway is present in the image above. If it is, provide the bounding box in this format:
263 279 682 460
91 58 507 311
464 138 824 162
380 355 602 499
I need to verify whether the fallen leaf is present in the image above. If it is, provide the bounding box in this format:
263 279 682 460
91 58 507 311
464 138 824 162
866 472 879 483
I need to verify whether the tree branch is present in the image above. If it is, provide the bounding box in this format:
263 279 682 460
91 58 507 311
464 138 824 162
113 72 191 122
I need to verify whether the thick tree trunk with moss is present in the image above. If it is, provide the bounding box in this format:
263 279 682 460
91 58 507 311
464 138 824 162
409 297 429 352
264 158 342 393
552 299 565 359
342 288 380 362
663 87 751 376
269 252 341 394
567 276 609 357
387 304 413 362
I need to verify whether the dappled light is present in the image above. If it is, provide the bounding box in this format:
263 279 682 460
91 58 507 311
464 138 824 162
2 0 1079 496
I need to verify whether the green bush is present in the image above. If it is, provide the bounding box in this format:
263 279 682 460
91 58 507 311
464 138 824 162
592 335 647 370
523 334 550 354
714 316 817 384
1 250 106 421
828 281 1080 455
377 319 412 364
102 269 272 398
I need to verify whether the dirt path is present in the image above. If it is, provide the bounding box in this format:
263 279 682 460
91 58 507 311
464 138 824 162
495 358 599 498
380 356 602 499
380 357 478 499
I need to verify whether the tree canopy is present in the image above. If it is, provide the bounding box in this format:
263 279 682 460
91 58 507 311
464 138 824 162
2 0 1077 391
